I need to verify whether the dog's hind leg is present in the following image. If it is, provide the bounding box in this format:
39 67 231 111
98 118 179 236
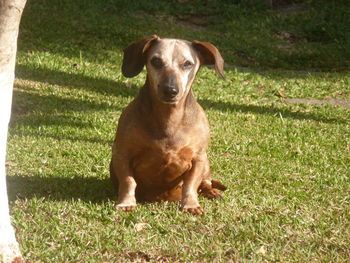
211 180 227 191
197 157 226 199
199 179 226 200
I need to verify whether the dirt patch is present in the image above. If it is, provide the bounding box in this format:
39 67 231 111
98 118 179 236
124 251 151 262
133 13 208 31
122 251 179 263
274 3 308 14
285 98 350 108
174 14 208 31
275 31 303 50
276 31 302 44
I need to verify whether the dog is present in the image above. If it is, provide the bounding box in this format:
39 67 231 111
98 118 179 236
110 35 227 215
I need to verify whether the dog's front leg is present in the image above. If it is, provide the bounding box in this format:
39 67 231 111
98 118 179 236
181 159 206 215
112 157 137 211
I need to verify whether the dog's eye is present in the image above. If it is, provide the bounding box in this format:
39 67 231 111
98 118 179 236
182 61 193 69
151 57 164 69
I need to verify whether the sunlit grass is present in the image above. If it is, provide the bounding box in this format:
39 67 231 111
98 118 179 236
6 0 350 262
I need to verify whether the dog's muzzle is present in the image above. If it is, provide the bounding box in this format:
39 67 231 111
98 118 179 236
159 75 179 103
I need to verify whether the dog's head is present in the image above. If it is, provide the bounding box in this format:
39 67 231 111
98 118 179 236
122 35 224 104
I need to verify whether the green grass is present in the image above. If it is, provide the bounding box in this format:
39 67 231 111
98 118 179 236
7 0 350 262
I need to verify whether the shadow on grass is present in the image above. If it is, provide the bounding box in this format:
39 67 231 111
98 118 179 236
12 89 117 116
10 130 113 145
13 65 139 123
7 174 115 203
19 0 350 72
10 65 138 145
12 65 345 131
16 65 139 98
199 99 347 124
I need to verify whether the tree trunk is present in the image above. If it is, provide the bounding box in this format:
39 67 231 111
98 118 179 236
0 0 27 262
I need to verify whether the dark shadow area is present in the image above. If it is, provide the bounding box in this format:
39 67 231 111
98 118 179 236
10 112 96 129
11 65 140 140
199 99 347 124
16 65 139 98
7 174 115 203
10 130 113 145
12 89 116 114
18 1 142 62
18 0 350 72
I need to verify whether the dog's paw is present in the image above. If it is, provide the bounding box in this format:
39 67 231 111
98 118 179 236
117 204 136 212
200 188 223 200
182 206 204 215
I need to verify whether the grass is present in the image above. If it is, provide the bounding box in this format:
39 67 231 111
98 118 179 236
6 0 350 262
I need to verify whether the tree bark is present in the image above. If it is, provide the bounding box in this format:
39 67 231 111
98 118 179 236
0 0 27 262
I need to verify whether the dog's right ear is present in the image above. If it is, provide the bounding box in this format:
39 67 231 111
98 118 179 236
122 35 159 78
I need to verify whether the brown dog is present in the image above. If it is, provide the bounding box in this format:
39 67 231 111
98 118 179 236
110 35 226 215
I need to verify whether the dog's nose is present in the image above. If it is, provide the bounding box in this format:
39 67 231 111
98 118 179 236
164 85 179 97
160 74 179 101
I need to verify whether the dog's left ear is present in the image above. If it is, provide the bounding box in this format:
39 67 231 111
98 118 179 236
122 34 159 78
192 40 225 80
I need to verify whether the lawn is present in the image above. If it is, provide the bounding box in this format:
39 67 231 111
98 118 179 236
6 0 350 262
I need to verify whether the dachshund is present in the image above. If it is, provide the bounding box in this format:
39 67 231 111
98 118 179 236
110 35 226 215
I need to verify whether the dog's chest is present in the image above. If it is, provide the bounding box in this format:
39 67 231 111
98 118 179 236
132 144 194 186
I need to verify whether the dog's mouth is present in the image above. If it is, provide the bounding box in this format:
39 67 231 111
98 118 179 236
161 95 179 104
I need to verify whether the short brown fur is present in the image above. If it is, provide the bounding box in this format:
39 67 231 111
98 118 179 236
110 35 226 215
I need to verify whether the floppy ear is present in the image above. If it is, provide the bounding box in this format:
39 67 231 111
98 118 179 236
122 34 159 78
192 40 225 80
